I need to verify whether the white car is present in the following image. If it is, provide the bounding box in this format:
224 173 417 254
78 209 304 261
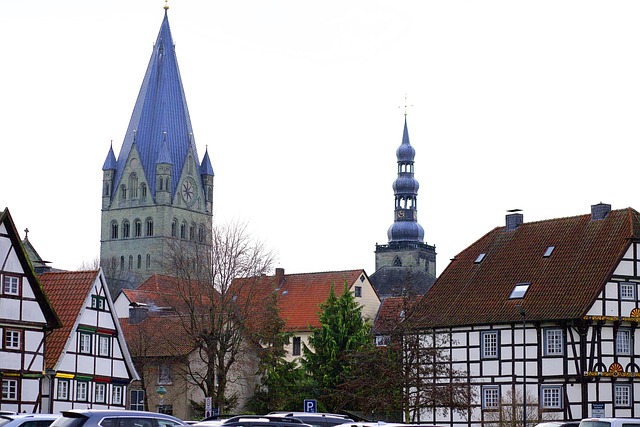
0 414 59 427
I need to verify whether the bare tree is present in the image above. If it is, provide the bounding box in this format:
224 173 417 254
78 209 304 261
160 220 278 413
483 388 550 427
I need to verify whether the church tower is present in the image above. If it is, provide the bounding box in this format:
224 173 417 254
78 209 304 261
100 5 214 290
370 116 436 298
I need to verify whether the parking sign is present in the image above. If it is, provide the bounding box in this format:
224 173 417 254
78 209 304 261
304 399 317 413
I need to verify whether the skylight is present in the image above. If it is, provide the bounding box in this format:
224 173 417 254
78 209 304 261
509 282 531 299
543 246 555 257
474 253 486 263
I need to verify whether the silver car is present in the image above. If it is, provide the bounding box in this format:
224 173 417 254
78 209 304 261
49 410 185 427
0 414 59 427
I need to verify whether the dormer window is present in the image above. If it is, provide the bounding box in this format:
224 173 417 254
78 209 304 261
509 282 531 299
543 246 555 257
475 253 486 263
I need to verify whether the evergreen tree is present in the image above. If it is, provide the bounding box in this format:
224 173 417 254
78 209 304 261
302 282 373 411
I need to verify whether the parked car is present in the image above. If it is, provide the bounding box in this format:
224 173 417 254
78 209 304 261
49 410 185 427
0 414 59 427
266 413 352 427
219 416 312 427
580 419 640 427
536 422 579 427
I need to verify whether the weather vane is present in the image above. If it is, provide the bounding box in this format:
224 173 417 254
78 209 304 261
399 94 413 117
164 0 169 10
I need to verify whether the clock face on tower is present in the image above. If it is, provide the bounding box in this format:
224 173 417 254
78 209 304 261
181 178 196 206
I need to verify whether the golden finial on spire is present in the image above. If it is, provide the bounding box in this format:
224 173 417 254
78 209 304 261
163 0 169 10
399 94 413 117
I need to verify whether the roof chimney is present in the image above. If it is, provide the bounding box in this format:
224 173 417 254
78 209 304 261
505 209 523 231
128 305 149 324
591 202 611 221
275 268 285 286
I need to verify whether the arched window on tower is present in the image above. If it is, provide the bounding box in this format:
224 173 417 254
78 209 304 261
158 177 163 191
122 220 130 238
111 221 118 239
120 256 125 270
189 223 196 241
165 177 170 191
120 185 127 201
141 183 147 200
128 255 133 270
146 254 151 269
104 182 110 197
134 219 142 237
180 222 187 239
198 224 205 243
393 256 402 267
146 218 154 236
129 173 138 199
111 257 116 270
137 255 142 269
171 219 178 237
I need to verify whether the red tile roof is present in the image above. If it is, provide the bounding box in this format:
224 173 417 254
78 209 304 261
409 208 640 329
374 296 418 333
120 314 195 358
234 269 366 332
39 270 100 368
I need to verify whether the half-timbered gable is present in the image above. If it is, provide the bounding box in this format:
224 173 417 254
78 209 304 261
0 208 60 413
408 204 640 427
39 269 138 412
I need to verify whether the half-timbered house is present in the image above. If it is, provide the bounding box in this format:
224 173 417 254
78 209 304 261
408 203 640 427
0 208 60 413
39 269 138 412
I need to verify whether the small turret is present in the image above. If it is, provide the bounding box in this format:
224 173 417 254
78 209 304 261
102 143 117 209
200 147 214 213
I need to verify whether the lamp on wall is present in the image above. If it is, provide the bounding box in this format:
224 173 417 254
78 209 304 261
156 386 167 406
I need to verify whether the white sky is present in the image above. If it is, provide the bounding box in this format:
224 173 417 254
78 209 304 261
2 1 640 277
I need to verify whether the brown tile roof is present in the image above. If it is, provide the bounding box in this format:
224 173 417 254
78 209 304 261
39 270 100 368
409 207 640 329
374 296 419 333
119 314 195 358
234 269 367 332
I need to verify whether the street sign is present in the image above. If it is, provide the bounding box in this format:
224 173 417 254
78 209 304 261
205 397 213 418
592 403 605 418
304 399 317 413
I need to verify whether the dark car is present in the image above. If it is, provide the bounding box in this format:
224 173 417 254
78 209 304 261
266 413 353 427
49 410 185 427
221 416 312 427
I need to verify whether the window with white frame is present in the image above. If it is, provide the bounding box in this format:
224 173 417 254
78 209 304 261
95 383 106 403
130 389 145 411
292 337 301 356
98 335 110 357
77 381 88 402
79 332 92 354
544 328 564 356
482 386 500 409
615 384 631 407
375 335 391 347
3 275 20 296
481 331 498 359
541 385 562 408
112 385 123 405
2 379 17 400
4 330 20 350
158 364 173 385
57 379 69 400
91 295 106 310
620 282 636 300
616 329 631 355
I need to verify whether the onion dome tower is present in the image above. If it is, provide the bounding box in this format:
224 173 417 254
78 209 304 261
370 116 436 298
100 4 214 293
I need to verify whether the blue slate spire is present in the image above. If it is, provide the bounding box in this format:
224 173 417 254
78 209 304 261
111 9 201 200
200 147 214 176
387 117 425 243
102 143 117 170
